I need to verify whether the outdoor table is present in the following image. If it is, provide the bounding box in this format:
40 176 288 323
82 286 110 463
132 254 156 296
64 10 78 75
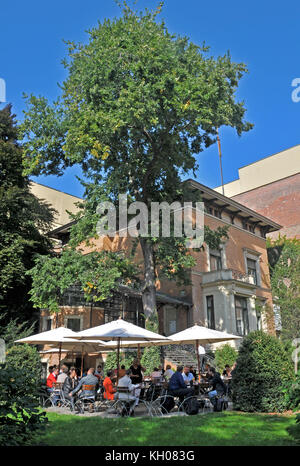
198 381 212 395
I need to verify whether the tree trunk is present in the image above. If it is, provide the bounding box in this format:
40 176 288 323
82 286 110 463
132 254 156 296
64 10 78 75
139 237 157 319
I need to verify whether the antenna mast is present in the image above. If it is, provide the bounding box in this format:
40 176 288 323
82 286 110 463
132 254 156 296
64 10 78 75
216 128 225 196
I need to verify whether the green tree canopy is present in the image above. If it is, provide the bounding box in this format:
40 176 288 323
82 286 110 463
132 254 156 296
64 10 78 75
20 2 252 318
0 104 54 323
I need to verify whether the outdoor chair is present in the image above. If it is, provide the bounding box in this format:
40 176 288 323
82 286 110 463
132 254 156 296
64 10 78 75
74 384 97 414
148 394 177 416
43 382 63 408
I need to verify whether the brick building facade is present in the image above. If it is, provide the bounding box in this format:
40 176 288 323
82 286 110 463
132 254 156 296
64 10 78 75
38 180 280 372
214 144 300 240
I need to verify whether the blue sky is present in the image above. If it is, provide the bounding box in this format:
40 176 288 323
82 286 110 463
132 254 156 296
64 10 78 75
1 0 299 198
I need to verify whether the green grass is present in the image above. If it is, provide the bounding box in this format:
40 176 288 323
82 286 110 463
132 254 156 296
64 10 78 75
35 411 298 446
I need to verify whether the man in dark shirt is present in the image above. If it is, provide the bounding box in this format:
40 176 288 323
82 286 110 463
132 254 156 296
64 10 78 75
207 367 226 409
168 366 194 402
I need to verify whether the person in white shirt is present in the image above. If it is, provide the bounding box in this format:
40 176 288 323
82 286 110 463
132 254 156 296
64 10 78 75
182 366 194 386
117 370 141 415
164 364 174 380
57 365 69 384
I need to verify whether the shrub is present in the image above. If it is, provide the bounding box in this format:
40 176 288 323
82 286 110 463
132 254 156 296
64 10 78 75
0 365 47 446
140 346 161 375
5 344 42 386
283 371 300 410
104 350 138 373
103 351 118 373
231 330 294 412
287 413 300 444
214 344 237 373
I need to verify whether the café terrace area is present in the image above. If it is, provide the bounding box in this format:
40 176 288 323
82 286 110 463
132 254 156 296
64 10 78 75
16 319 240 418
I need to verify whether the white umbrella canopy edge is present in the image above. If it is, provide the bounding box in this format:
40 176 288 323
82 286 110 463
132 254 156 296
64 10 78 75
14 326 83 366
68 318 170 380
14 326 79 344
167 324 241 379
69 319 170 341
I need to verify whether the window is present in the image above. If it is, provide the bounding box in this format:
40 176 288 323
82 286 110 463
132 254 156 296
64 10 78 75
45 318 52 331
210 253 222 271
235 296 249 336
41 317 52 332
246 258 258 285
256 308 262 331
206 296 215 329
66 318 81 332
41 363 48 380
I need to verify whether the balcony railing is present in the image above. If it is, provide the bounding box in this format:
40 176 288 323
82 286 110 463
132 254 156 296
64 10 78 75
202 269 255 285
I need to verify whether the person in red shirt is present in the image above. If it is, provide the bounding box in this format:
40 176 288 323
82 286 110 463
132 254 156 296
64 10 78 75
103 371 116 400
47 367 59 390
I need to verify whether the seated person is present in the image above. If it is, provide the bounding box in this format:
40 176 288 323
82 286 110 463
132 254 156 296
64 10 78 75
207 367 227 409
158 365 165 376
95 364 104 381
103 370 116 400
168 366 194 403
63 367 79 408
151 367 163 383
164 365 174 380
189 366 197 380
118 365 126 379
70 367 98 400
117 369 141 416
182 366 194 386
57 364 69 384
222 365 232 378
46 367 60 405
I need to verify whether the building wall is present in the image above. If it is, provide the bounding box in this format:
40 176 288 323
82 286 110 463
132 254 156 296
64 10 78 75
30 181 81 229
214 144 300 197
230 173 300 240
214 145 300 240
189 214 275 340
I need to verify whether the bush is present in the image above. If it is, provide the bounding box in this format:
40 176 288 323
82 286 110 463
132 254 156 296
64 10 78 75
140 346 161 375
104 350 138 373
231 330 294 413
0 365 47 446
214 344 237 373
283 371 300 410
5 344 43 386
287 413 300 444
104 351 118 372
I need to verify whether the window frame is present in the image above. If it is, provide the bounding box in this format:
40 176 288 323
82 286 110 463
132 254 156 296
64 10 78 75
206 295 216 330
64 316 83 332
234 296 249 336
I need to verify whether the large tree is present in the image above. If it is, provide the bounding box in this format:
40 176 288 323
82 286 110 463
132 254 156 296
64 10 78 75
20 3 252 319
0 104 54 324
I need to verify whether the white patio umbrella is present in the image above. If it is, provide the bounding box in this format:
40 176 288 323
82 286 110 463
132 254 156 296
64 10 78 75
70 318 170 379
15 326 81 366
49 338 112 376
165 324 241 380
107 325 240 378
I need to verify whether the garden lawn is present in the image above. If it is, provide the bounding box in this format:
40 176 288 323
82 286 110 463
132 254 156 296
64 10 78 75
35 411 298 446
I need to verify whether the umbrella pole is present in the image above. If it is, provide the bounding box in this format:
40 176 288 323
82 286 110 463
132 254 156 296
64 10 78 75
195 339 201 382
58 342 62 367
137 344 141 360
81 345 84 377
116 337 120 383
